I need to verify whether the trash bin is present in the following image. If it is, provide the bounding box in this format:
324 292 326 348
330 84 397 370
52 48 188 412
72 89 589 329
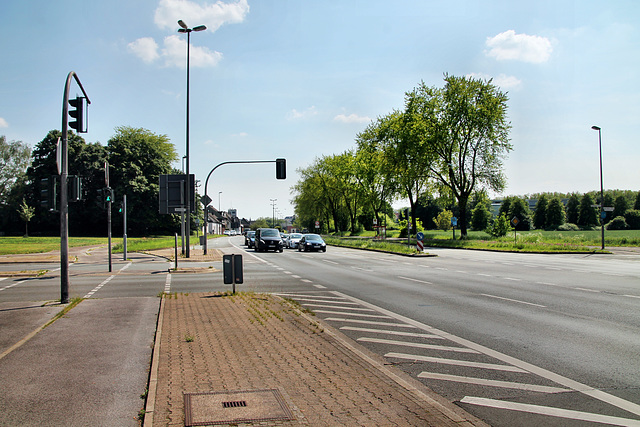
199 235 206 246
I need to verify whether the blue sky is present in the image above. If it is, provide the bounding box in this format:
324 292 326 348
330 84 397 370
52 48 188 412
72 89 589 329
1 0 638 220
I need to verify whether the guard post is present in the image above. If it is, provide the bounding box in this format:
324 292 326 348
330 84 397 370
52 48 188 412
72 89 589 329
223 254 243 294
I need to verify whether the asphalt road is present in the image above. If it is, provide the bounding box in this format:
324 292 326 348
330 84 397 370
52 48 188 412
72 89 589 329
1 237 639 426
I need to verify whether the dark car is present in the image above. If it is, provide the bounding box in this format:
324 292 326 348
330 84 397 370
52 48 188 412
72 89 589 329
255 228 284 252
297 234 326 252
245 231 256 248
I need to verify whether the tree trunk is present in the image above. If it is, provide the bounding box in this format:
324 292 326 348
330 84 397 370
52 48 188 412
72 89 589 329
458 194 470 237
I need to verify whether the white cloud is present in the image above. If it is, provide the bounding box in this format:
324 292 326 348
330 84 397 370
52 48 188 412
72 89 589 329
485 30 552 63
154 0 250 32
0 117 8 128
127 37 160 63
333 113 372 124
287 106 318 120
162 34 222 68
467 72 522 90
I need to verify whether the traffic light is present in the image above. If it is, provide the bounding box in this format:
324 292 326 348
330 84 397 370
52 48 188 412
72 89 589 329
118 201 123 213
68 96 86 133
68 175 82 202
40 176 58 211
103 187 114 207
276 158 286 180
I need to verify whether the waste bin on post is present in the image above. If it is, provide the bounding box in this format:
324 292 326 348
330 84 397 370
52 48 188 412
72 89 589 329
223 254 243 294
199 235 206 246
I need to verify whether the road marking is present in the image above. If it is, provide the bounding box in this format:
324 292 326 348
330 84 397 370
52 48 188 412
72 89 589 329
358 337 479 354
291 275 301 278
477 273 492 277
0 280 25 292
574 287 600 293
330 290 640 418
325 318 417 328
505 277 521 281
303 304 375 312
323 260 339 265
83 275 114 298
460 397 640 427
624 294 640 299
340 326 444 340
481 293 546 308
314 309 392 319
301 279 312 283
351 266 372 271
164 273 171 294
419 372 568 393
0 277 7 282
398 276 432 285
313 284 326 289
386 352 527 373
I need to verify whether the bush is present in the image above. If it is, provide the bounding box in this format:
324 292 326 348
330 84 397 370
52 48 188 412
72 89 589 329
606 216 628 230
557 223 580 231
625 210 640 229
488 214 511 237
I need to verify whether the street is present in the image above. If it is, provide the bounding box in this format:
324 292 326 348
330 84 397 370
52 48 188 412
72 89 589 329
1 238 639 426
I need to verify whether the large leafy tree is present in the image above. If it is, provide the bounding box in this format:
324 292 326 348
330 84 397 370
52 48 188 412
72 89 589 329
546 197 566 229
533 194 548 230
0 136 31 233
107 126 179 236
578 193 598 228
407 75 512 237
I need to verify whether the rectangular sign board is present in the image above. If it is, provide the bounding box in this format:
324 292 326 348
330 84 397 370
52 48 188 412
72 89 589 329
159 174 195 214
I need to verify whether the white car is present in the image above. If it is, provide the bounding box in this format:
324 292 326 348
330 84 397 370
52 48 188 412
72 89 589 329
286 233 303 249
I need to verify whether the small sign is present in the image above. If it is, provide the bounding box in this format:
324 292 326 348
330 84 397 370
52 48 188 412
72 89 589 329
417 240 424 252
451 217 458 226
511 216 520 227
201 195 212 206
601 212 607 219
315 221 320 229
416 232 424 241
373 218 378 225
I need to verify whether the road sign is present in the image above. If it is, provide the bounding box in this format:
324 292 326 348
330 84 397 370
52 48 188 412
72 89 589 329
315 221 320 229
416 232 424 241
417 240 424 252
451 217 458 226
511 216 520 227
201 195 212 206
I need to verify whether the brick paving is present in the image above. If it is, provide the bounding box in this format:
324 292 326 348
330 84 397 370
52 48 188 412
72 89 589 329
149 292 486 426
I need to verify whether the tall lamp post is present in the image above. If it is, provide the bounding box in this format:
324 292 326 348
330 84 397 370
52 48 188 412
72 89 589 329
270 199 277 228
591 125 605 250
178 19 206 257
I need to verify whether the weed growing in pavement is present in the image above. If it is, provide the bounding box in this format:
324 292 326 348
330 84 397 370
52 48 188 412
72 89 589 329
184 334 195 342
43 297 83 328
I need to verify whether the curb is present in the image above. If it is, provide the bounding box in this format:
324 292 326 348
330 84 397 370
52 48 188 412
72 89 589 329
143 295 165 427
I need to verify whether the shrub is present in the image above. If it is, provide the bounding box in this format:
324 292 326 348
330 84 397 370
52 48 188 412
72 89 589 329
606 216 628 230
625 210 640 229
488 214 511 237
557 223 580 231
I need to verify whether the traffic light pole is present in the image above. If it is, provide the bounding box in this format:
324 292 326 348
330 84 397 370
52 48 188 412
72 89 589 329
60 72 90 304
202 159 286 255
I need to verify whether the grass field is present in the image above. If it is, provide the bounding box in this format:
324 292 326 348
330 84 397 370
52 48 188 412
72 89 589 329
0 229 637 256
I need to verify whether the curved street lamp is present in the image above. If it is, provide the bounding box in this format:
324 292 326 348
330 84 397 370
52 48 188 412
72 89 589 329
177 20 206 257
591 125 605 250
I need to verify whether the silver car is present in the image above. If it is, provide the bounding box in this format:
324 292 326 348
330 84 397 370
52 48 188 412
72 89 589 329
286 233 303 249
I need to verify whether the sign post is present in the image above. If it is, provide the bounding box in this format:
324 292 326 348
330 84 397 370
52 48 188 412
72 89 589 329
416 232 424 252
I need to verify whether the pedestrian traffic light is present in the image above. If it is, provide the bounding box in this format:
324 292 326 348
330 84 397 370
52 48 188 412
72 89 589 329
68 175 82 202
103 187 113 206
118 201 123 213
275 158 286 180
68 96 86 133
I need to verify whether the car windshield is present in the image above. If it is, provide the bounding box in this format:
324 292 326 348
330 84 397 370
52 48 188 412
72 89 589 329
261 229 279 237
305 234 322 241
247 231 255 237
290 233 302 238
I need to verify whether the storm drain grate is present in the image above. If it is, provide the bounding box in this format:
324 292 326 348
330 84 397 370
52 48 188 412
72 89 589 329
184 389 295 426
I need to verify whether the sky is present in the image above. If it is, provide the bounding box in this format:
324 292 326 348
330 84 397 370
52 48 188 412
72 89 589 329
1 0 639 220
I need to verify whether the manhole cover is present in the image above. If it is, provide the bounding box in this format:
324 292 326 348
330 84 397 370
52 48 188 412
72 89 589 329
184 389 295 426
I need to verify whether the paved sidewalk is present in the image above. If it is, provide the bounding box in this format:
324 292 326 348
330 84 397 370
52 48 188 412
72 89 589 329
147 292 487 426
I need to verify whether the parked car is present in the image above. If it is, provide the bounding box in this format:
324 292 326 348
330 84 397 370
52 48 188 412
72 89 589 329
298 234 327 252
255 228 284 252
286 233 303 249
245 231 256 248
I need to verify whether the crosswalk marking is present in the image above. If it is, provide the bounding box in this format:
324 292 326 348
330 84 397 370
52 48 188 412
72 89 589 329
385 352 527 373
313 310 392 319
418 372 568 393
325 317 417 328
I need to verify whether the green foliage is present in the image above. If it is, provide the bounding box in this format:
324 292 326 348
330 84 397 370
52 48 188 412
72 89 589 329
434 209 453 231
635 191 640 210
625 210 640 230
565 194 580 224
557 223 580 231
471 202 491 231
606 216 628 230
545 197 566 229
613 195 629 219
578 193 598 228
507 197 532 231
532 194 548 229
488 213 511 237
0 135 31 205
18 199 35 236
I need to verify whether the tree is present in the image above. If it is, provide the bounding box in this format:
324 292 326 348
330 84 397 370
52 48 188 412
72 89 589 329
634 191 640 210
532 194 548 230
0 136 31 206
508 197 532 231
578 193 598 228
18 199 35 236
565 193 580 225
406 75 512 237
471 202 491 231
489 213 510 237
434 209 453 231
613 195 629 219
545 197 566 229
625 210 640 230
107 126 179 236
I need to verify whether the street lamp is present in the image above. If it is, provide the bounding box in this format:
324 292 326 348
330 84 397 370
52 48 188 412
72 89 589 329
178 19 206 258
270 199 277 228
218 191 222 211
591 125 605 250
